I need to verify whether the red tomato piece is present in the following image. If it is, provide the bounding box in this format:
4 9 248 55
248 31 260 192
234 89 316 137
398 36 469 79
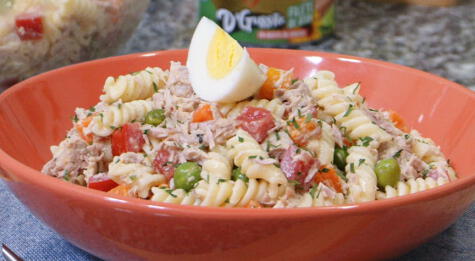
152 149 178 181
280 145 319 191
237 106 275 143
88 176 119 192
111 123 145 156
15 13 44 41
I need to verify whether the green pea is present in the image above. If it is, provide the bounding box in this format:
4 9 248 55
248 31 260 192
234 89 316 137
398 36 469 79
231 168 249 183
145 109 165 126
375 158 401 188
333 146 349 171
174 162 202 192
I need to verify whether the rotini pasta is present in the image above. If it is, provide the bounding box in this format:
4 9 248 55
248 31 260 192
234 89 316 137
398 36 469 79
376 177 449 199
151 187 199 205
345 146 378 203
195 178 285 207
307 71 390 143
226 129 287 185
43 60 457 208
219 98 285 119
201 149 233 181
108 157 165 199
306 121 335 166
100 67 168 104
89 99 153 136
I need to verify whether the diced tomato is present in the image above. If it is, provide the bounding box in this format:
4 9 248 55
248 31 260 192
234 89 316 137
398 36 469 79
314 166 343 193
280 145 318 191
237 106 275 143
15 13 43 41
152 149 178 181
192 104 214 123
111 123 145 156
88 176 119 192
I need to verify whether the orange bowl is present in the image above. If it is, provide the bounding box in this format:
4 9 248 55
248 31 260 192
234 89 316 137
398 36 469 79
0 49 474 261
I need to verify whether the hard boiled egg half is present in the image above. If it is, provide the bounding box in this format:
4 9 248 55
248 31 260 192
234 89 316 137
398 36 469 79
187 17 266 103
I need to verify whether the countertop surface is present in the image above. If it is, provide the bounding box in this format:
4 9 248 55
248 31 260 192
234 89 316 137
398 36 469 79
1 0 474 260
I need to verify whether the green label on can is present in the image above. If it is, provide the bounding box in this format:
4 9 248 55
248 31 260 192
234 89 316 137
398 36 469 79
198 0 335 45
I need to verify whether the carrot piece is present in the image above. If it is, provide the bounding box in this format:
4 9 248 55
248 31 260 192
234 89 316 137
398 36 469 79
76 116 94 144
244 200 262 208
388 110 409 132
192 104 214 123
287 116 319 147
314 166 343 193
107 184 130 197
257 67 292 99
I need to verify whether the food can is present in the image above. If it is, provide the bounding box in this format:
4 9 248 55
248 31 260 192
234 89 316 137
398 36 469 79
198 0 335 47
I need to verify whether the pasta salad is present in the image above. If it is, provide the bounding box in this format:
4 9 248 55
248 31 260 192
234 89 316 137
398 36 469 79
41 62 457 208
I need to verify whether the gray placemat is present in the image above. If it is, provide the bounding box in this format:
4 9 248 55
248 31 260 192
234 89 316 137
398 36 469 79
1 180 473 260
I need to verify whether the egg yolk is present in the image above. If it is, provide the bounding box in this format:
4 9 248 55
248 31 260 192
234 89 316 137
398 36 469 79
207 27 243 79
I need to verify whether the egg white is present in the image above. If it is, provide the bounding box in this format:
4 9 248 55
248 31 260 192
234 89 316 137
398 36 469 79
186 17 266 103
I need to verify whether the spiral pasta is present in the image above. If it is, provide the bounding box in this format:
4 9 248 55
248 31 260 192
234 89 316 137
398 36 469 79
376 177 449 199
298 184 345 207
307 71 390 143
89 99 153 136
306 121 335 166
100 67 168 104
195 178 285 207
226 130 287 185
151 187 199 205
220 98 285 119
345 146 378 203
108 158 165 199
201 150 233 181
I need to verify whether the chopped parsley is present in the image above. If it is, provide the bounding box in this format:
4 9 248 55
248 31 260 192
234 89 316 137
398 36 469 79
275 131 281 141
238 136 244 142
358 158 366 167
118 103 122 109
309 186 319 198
273 163 280 168
404 134 410 140
63 171 70 181
297 109 302 118
288 180 301 186
164 189 177 198
289 118 300 129
217 178 227 184
305 113 312 123
129 175 137 181
422 169 429 178
321 168 329 173
291 78 298 84
143 129 149 135
362 97 366 104
248 155 257 159
153 82 159 93
343 104 354 117
350 162 355 173
352 83 361 94
72 114 79 123
296 148 301 154
88 107 95 112
110 126 117 130
359 136 373 147
266 141 279 152
393 149 403 158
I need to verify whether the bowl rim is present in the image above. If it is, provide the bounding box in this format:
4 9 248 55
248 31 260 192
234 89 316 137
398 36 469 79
1 48 474 219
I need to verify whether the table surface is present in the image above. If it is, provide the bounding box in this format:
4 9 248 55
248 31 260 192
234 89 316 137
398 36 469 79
1 0 474 260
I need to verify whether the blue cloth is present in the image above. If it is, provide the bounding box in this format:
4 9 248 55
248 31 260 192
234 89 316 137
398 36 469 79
1 180 473 260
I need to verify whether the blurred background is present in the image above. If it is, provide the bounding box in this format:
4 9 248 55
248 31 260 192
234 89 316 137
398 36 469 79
0 0 474 260
120 0 475 90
